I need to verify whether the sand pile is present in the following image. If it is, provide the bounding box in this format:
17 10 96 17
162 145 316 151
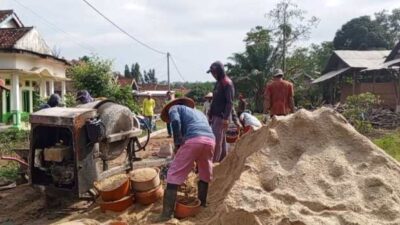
184 107 400 225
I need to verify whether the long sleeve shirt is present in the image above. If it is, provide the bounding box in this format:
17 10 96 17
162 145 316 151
169 105 215 146
264 79 294 116
209 75 235 120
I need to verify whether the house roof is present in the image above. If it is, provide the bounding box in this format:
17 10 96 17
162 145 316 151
385 41 400 62
0 10 13 23
334 50 390 68
117 77 135 86
139 83 169 91
0 10 23 28
312 67 351 84
0 27 32 48
133 90 174 96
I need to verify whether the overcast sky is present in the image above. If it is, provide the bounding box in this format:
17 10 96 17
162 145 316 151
1 0 400 82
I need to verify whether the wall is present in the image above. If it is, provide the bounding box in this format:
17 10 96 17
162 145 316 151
14 28 52 55
341 82 398 109
0 53 16 68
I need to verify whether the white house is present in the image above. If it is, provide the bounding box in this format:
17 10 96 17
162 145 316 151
0 10 69 127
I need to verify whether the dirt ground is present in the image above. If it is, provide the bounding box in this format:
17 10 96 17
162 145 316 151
0 131 182 225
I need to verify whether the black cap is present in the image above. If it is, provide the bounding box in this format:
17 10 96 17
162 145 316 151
207 61 224 73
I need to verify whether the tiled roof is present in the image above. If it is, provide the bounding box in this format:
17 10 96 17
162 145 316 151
0 10 13 23
0 27 32 48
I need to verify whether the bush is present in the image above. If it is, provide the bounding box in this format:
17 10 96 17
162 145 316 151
109 85 140 113
69 55 140 112
64 92 76 107
69 56 114 98
0 128 29 154
342 92 380 133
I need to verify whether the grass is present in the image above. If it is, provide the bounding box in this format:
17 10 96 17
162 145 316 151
373 130 400 161
0 162 19 181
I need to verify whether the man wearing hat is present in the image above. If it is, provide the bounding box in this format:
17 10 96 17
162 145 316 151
159 97 215 221
263 69 295 117
207 61 234 163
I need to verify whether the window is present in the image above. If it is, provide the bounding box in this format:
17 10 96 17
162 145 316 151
22 90 30 112
25 80 30 87
5 79 10 85
6 92 10 112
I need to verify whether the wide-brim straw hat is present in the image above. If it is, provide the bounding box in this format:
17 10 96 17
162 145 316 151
204 92 213 98
161 97 195 122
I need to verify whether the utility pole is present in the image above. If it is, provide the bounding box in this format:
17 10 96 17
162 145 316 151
167 52 170 91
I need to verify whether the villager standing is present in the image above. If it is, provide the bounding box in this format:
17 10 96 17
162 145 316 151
263 69 295 117
142 92 156 131
159 97 215 221
207 61 234 163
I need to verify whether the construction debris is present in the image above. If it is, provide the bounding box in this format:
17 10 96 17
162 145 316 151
369 108 400 129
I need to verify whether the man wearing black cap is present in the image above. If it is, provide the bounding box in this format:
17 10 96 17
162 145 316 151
207 61 235 162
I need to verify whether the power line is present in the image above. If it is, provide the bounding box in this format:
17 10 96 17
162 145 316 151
81 0 167 56
170 55 186 82
12 0 96 54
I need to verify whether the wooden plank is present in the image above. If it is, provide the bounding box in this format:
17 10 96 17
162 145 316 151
106 129 142 143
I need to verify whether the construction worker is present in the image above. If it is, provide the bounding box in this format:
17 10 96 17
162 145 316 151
239 111 262 134
207 61 234 163
263 69 295 118
76 90 94 104
142 92 156 131
38 93 61 110
159 97 215 221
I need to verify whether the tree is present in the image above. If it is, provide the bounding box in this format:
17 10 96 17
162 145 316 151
185 82 214 102
286 41 333 78
131 63 143 83
143 70 149 83
333 16 389 50
147 69 157 84
375 8 400 48
124 64 131 77
267 0 319 71
69 56 139 112
69 56 114 97
227 26 279 112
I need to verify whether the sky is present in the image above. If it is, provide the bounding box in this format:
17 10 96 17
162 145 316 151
1 0 400 82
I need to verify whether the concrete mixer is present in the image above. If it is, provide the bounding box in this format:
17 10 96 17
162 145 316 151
28 100 146 198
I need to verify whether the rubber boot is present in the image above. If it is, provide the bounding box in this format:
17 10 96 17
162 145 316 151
158 183 178 221
198 180 209 207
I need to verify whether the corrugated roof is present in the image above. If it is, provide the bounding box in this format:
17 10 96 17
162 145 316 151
0 27 32 48
0 10 13 23
334 50 390 68
312 67 351 84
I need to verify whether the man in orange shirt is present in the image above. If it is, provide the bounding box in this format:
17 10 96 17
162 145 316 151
264 69 295 117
